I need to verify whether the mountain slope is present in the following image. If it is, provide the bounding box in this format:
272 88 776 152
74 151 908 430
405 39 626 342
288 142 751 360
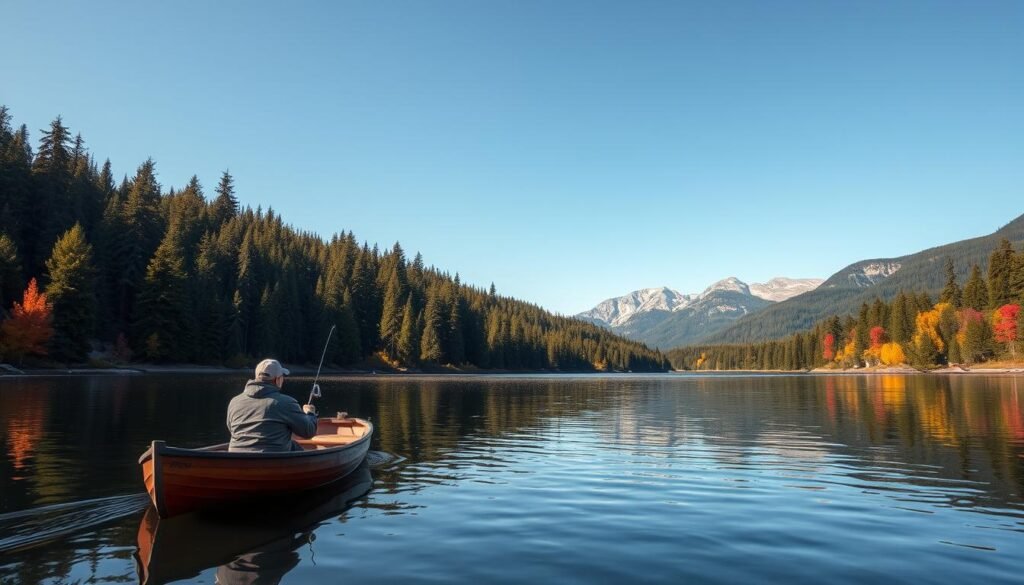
578 277 820 348
701 213 1024 345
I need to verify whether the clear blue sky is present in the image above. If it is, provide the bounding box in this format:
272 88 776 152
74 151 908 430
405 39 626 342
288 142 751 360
2 1 1021 314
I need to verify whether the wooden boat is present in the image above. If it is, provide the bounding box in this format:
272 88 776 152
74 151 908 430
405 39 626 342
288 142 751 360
139 414 372 518
134 463 373 585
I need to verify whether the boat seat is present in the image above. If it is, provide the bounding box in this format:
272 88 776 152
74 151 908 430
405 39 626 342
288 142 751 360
295 434 362 449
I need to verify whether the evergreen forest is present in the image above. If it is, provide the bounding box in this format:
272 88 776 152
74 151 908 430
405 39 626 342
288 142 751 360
0 108 668 372
668 242 1024 371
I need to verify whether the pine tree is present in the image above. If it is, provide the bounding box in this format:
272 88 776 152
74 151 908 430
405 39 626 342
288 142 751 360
378 270 405 358
447 289 466 364
888 292 912 344
336 289 362 364
0 233 22 312
30 117 74 274
868 297 888 329
960 313 992 365
114 159 163 329
194 234 227 362
939 257 962 308
1010 247 1024 303
962 265 989 311
210 170 238 227
397 296 419 365
420 290 444 363
988 238 1015 308
134 229 190 362
44 224 97 361
947 335 962 365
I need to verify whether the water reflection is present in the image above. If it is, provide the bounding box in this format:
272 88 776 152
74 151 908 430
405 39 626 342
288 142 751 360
1 374 1023 584
135 463 372 585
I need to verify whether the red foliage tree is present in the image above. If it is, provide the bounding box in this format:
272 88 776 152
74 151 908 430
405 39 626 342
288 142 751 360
993 303 1020 357
869 326 886 349
0 278 54 363
823 333 836 361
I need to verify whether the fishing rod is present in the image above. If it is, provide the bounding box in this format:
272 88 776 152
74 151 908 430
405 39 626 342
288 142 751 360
307 324 336 407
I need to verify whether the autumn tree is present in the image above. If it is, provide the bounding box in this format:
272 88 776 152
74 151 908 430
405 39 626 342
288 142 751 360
0 278 54 363
992 304 1020 358
823 333 836 362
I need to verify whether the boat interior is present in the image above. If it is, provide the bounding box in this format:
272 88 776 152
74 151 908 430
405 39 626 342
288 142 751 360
294 415 371 450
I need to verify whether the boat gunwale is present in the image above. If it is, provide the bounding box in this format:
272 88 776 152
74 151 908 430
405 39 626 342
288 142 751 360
138 418 373 462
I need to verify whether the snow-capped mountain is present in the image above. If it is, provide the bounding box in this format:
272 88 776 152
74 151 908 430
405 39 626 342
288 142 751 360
578 287 695 328
577 276 822 348
749 277 826 301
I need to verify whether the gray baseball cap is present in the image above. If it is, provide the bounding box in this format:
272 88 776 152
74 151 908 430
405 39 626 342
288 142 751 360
255 358 290 380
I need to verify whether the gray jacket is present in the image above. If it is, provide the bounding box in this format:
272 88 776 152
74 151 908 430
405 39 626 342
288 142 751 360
227 380 318 452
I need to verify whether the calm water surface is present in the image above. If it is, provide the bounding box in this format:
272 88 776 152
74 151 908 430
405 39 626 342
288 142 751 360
1 373 1023 584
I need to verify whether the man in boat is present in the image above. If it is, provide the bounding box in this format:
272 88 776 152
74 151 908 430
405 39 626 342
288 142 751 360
227 359 319 452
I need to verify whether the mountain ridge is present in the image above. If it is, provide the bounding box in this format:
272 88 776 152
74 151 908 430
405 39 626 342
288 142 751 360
701 212 1024 345
577 276 822 349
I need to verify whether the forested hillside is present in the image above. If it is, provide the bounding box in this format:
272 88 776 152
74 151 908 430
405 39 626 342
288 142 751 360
0 108 668 371
669 242 1024 371
704 215 1024 344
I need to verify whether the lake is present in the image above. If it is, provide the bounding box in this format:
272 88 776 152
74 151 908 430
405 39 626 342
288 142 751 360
1 373 1022 584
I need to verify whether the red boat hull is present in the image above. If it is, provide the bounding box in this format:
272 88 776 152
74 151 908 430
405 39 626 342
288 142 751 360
139 417 372 518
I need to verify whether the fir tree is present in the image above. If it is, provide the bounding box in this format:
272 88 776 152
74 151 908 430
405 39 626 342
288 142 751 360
447 289 466 364
336 289 362 364
0 232 22 312
947 335 962 364
888 292 912 344
134 229 190 361
210 170 238 227
114 159 163 328
44 224 97 361
988 238 1015 308
379 268 406 358
962 265 989 311
868 297 888 329
939 257 962 308
1010 247 1024 303
30 117 74 274
397 296 419 365
420 291 444 363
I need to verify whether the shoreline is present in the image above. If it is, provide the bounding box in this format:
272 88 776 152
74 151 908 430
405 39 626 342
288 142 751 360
671 366 1024 375
0 363 663 379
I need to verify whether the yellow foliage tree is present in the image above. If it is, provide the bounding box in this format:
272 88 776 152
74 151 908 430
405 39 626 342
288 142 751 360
836 340 858 368
912 303 947 354
880 342 906 366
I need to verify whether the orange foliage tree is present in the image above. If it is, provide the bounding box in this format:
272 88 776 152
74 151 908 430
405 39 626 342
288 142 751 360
0 278 54 364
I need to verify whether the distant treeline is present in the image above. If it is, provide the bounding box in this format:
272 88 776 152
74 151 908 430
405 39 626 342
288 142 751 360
0 108 668 371
668 241 1024 371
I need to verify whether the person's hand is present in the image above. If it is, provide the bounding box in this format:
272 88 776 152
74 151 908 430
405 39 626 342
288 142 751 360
303 404 317 416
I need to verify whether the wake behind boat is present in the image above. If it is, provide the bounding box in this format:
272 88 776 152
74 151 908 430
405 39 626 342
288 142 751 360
139 414 372 518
